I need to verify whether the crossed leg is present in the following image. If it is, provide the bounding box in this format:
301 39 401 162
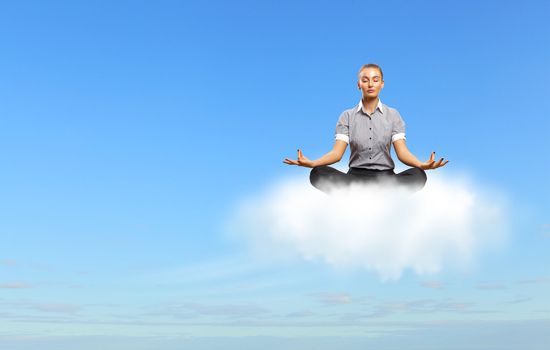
310 166 427 194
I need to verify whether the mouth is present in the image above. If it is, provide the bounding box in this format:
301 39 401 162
367 89 375 93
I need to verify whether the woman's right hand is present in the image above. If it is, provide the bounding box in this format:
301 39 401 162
283 149 315 168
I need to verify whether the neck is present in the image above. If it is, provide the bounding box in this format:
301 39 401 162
361 97 379 114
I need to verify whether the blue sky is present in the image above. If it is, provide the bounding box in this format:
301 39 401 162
1 0 549 349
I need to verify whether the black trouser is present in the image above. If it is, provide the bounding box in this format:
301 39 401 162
309 166 427 194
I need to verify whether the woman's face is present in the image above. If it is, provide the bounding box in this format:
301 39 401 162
357 67 384 99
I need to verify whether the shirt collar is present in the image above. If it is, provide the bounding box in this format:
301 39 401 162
356 99 384 115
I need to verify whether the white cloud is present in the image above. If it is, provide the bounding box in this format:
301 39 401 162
227 173 508 280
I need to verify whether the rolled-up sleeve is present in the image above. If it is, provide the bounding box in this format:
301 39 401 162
391 111 406 143
335 112 350 144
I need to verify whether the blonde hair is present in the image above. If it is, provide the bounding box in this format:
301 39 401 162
358 64 383 80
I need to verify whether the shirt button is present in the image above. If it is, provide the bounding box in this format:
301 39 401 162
369 148 371 150
369 128 372 130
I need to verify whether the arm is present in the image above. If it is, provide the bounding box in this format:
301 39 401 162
284 140 348 168
393 139 448 170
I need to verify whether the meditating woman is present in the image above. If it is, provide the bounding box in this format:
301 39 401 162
284 63 448 193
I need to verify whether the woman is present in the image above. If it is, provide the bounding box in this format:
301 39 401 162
284 63 448 193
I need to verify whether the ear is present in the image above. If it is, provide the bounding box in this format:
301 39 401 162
380 80 385 89
357 81 361 90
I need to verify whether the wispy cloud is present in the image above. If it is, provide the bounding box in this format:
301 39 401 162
143 302 271 320
180 302 271 319
328 297 484 320
286 310 315 318
475 283 507 290
0 300 83 325
503 295 532 304
0 259 17 266
33 303 81 314
142 256 301 298
304 291 489 319
517 278 550 285
0 282 31 289
373 299 478 317
228 174 508 279
312 292 354 305
145 256 285 289
420 280 446 289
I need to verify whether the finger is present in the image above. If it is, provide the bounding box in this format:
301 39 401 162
298 149 303 159
425 152 436 165
424 159 435 166
433 158 445 167
432 158 448 169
